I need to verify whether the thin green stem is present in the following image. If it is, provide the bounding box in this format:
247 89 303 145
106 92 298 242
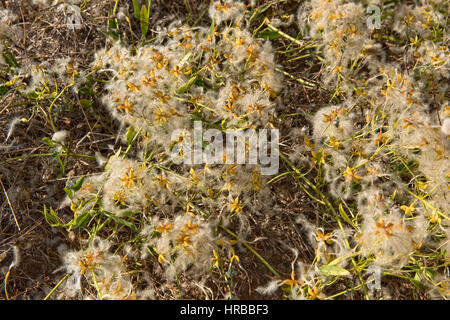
44 273 72 300
219 225 280 278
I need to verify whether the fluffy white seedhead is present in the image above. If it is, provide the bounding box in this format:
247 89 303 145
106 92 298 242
15 56 86 97
0 8 18 25
4 117 22 143
52 130 69 143
208 1 248 25
61 237 134 299
255 280 282 296
359 210 428 268
58 3 83 31
441 118 450 136
140 214 218 279
0 8 18 39
8 246 20 270
62 250 82 297
312 105 353 143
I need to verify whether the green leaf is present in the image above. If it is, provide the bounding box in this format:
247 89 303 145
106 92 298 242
132 0 140 19
107 17 120 41
79 80 94 95
249 2 272 25
42 137 55 148
319 264 351 277
409 277 424 292
102 210 138 232
72 176 85 192
64 187 73 200
2 46 19 68
424 268 436 279
339 203 356 227
146 0 152 18
256 29 281 39
0 86 8 98
383 1 398 9
43 205 59 226
71 211 91 229
281 286 291 293
79 99 92 108
209 18 215 36
140 5 149 38
108 18 118 31
176 76 197 94
126 126 136 145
